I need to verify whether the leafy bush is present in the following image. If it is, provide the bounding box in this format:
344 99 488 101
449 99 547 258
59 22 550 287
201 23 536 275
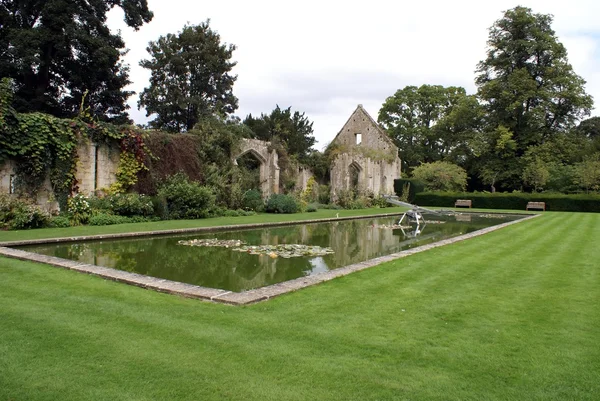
414 191 600 212
411 162 467 192
108 193 154 216
306 204 318 212
88 213 130 226
0 195 50 229
371 196 391 208
221 208 258 217
158 173 216 219
318 184 331 204
334 189 372 209
150 195 169 220
265 194 299 214
87 195 112 212
48 215 71 228
67 193 91 225
242 189 264 212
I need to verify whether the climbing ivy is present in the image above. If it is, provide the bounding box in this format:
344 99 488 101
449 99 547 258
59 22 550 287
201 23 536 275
0 78 151 208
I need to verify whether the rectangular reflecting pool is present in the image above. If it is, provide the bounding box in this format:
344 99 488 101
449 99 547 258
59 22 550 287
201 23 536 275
19 213 524 292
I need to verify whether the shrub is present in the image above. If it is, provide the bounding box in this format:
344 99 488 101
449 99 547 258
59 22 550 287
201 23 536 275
306 204 318 212
87 195 112 212
67 193 91 225
158 173 216 219
334 189 372 209
48 215 71 228
265 194 299 214
318 184 331 204
0 195 51 229
242 189 264 212
150 195 168 220
411 162 467 192
413 191 600 212
88 213 130 226
108 193 154 216
371 196 391 208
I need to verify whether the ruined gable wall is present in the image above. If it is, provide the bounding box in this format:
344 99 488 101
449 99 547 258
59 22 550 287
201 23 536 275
330 106 402 199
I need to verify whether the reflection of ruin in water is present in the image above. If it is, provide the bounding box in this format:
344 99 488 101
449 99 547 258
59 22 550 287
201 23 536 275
20 214 521 291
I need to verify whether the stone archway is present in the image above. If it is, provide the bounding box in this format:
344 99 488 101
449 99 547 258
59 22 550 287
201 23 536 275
233 138 279 198
348 160 363 191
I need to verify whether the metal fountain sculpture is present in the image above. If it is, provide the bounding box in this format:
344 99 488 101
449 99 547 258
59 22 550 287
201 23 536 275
383 195 454 237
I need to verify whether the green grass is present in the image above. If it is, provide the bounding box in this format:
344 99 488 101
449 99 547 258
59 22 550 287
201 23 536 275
1 211 598 400
0 207 407 242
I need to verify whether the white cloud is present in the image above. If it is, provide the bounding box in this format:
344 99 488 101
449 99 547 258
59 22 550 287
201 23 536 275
108 0 600 148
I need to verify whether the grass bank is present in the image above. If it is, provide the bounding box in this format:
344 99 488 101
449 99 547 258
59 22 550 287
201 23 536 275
1 211 597 400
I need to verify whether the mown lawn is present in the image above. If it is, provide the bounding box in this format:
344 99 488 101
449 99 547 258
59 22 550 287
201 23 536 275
1 211 598 400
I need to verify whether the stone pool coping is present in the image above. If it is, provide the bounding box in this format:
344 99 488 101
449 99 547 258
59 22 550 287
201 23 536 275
0 212 540 305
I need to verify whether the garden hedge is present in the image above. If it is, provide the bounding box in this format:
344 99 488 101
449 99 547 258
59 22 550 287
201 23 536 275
413 191 600 213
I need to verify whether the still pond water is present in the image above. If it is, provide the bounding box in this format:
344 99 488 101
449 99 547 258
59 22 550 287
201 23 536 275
21 214 522 292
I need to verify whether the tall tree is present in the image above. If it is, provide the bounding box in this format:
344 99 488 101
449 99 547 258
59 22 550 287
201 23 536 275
378 84 481 172
0 0 152 122
244 105 316 161
475 6 593 189
139 20 238 132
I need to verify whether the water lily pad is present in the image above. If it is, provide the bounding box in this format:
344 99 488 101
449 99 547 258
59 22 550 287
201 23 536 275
178 238 246 248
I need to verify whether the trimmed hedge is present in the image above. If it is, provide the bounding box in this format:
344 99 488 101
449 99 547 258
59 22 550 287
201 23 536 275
414 191 600 213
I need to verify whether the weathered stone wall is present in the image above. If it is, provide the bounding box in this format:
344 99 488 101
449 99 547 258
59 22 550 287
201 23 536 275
1 140 119 211
0 160 59 212
233 138 280 198
75 141 120 195
295 166 314 192
330 105 401 199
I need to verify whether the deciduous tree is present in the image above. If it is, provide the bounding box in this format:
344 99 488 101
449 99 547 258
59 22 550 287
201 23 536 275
139 21 238 132
0 0 153 122
475 6 593 189
244 106 316 161
378 85 481 172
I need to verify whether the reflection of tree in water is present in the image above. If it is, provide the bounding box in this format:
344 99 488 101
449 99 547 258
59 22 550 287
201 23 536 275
24 215 519 291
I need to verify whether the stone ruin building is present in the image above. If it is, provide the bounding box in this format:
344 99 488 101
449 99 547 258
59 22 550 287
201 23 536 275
1 105 401 208
329 104 401 199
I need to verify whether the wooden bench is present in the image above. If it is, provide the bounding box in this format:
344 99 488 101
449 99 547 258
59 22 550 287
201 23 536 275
454 199 472 208
526 201 546 211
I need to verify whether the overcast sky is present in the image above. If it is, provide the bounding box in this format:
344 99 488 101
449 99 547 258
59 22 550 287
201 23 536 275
107 0 600 150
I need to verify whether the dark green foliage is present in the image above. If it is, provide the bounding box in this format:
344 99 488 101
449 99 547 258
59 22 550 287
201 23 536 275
414 191 600 212
158 173 216 219
0 195 50 229
411 161 468 192
306 204 318 212
393 179 425 203
370 196 390 208
88 213 159 226
221 209 257 217
244 105 316 161
242 189 264 212
107 193 154 216
139 20 238 132
334 190 372 210
474 6 593 189
318 184 331 205
378 85 482 172
265 194 299 214
0 0 153 121
48 215 72 228
88 213 131 226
